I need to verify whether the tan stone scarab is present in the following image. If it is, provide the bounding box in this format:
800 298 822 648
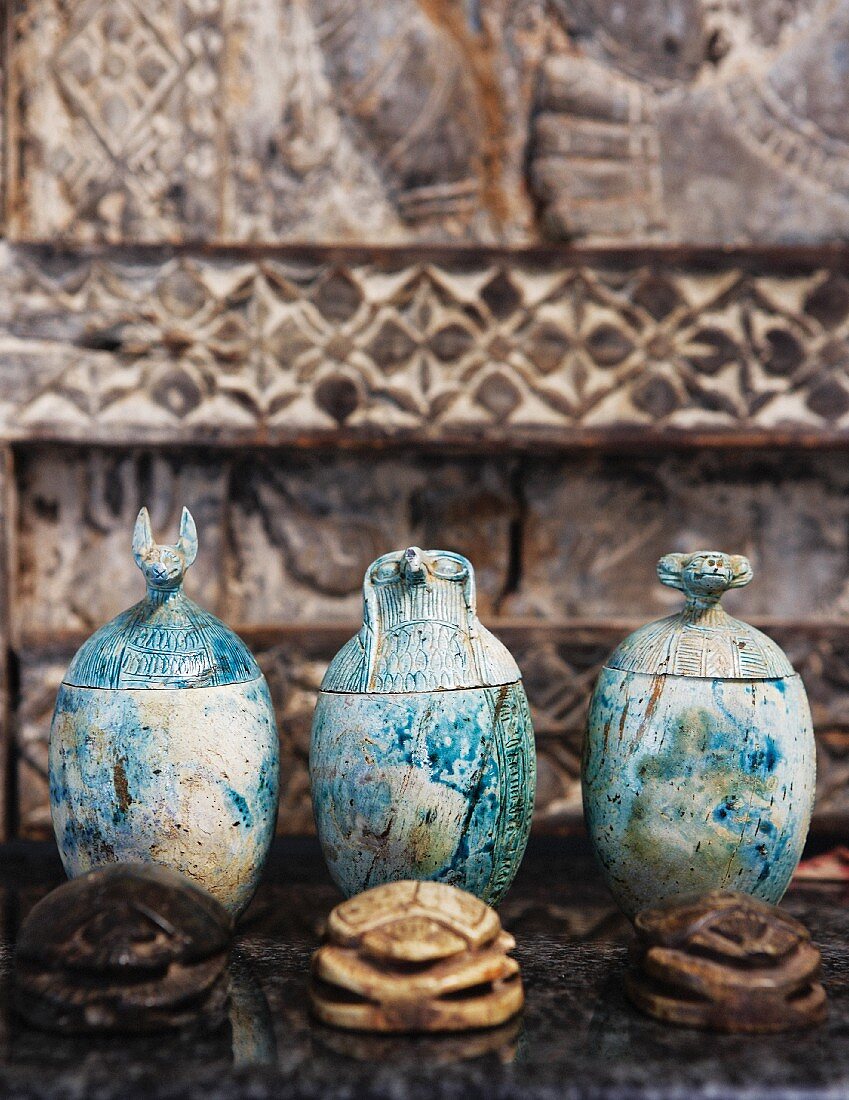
309 880 524 1032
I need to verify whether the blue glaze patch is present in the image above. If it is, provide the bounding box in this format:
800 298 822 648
583 668 815 917
310 683 535 905
226 788 254 829
50 676 279 917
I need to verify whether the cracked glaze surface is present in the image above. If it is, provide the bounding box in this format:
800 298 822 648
50 679 279 918
312 548 535 905
583 551 815 918
311 683 534 905
48 508 280 917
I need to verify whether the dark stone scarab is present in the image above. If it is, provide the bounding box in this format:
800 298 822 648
15 863 233 1033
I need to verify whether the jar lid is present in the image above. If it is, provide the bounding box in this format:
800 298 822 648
321 547 520 692
605 551 794 680
63 508 260 690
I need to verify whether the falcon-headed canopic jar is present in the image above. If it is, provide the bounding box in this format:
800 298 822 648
310 547 535 905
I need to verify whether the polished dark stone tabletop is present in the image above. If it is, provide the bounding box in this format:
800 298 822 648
0 837 847 1099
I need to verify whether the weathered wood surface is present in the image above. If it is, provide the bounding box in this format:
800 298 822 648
532 1 849 245
0 448 13 842
2 247 849 446
17 448 849 634
7 0 542 245
9 1 849 246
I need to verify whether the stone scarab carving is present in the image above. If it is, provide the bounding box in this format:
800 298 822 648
309 880 524 1032
14 864 233 1033
583 551 815 919
626 890 827 1033
310 547 536 905
49 507 280 918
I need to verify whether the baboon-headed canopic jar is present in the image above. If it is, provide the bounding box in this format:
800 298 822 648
310 547 536 905
583 551 815 920
49 507 279 918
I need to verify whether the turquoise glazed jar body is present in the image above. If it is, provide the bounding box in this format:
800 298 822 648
49 508 279 918
583 551 815 920
310 547 535 905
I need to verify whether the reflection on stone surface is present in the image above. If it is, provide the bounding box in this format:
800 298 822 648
228 950 277 1069
311 1015 524 1066
0 839 843 1097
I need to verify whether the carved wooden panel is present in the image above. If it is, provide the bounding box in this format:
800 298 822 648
225 454 516 622
15 448 515 633
8 0 542 244
14 449 229 635
0 449 12 841
533 1 849 244
2 247 849 446
10 1 849 245
21 448 849 636
510 452 849 621
15 645 66 841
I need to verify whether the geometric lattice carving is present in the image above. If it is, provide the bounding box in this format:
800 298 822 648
8 0 541 244
10 0 223 242
3 248 849 445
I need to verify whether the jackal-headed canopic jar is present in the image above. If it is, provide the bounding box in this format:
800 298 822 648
583 551 815 919
310 547 536 905
49 507 279 918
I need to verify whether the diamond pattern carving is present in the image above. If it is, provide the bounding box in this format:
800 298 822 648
11 0 849 245
9 0 541 243
2 248 849 444
11 0 223 241
54 1 185 162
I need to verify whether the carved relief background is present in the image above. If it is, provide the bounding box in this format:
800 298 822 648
3 1 849 840
13 448 849 838
10 0 849 245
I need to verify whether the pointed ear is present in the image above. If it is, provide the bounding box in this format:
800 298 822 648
657 553 687 591
728 554 753 589
132 507 154 567
178 507 198 568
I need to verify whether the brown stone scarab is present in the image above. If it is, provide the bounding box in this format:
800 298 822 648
15 864 233 1033
310 880 524 1033
626 890 827 1033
